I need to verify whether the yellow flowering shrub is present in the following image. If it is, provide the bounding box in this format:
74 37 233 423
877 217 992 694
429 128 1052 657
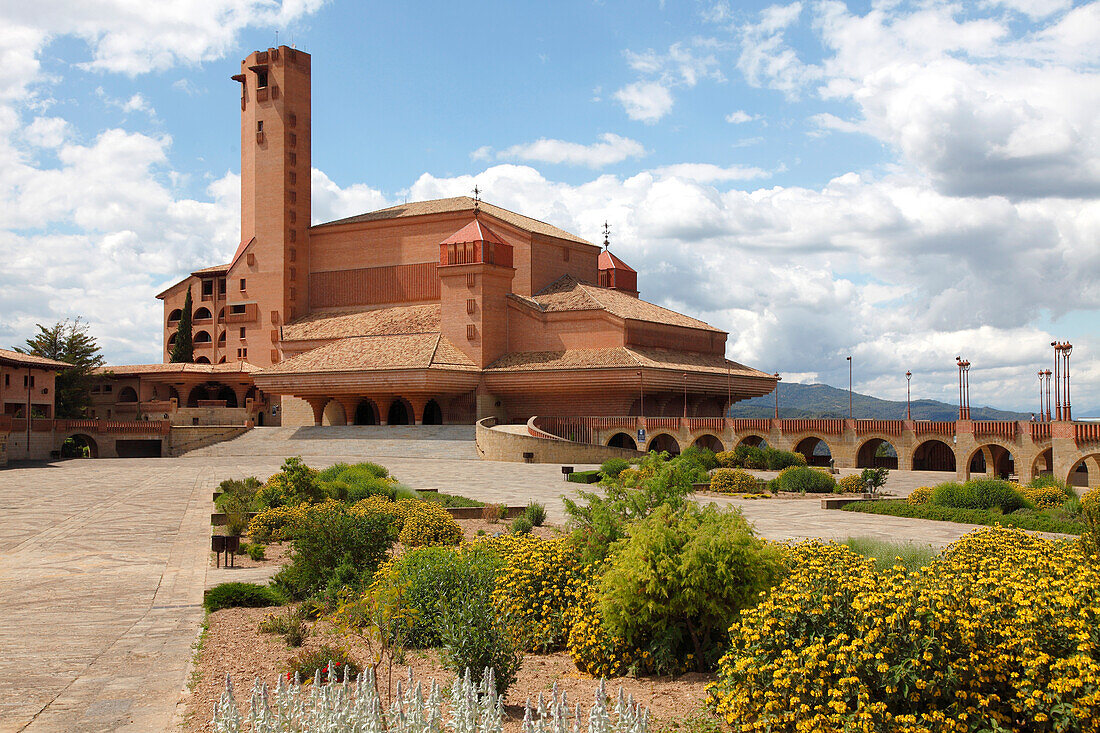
349 495 399 521
907 485 934 506
707 527 1100 732
397 500 463 547
715 451 738 468
1082 487 1100 553
247 500 345 542
710 468 761 494
616 467 641 487
566 576 652 677
1021 484 1070 509
492 537 585 652
837 474 866 494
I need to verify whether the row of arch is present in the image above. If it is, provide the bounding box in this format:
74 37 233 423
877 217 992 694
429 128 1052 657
112 383 256 408
606 430 1099 486
319 397 445 426
168 307 219 324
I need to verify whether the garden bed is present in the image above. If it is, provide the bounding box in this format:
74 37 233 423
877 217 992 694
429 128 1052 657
181 605 713 733
841 498 1085 535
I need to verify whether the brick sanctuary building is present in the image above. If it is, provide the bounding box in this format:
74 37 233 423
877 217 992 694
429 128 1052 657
144 45 776 428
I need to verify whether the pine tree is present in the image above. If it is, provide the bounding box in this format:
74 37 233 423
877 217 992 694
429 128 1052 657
15 318 106 418
170 287 194 363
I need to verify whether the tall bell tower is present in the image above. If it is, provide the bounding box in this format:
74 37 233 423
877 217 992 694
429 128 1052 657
231 46 311 365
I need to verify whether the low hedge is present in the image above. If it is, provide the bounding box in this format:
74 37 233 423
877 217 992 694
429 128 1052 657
841 499 1085 535
567 470 602 484
203 581 283 612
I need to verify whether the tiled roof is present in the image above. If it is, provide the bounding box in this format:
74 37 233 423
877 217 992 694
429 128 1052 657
485 346 767 376
259 334 477 375
282 305 441 341
315 196 593 245
191 263 230 276
598 249 636 273
0 348 71 370
93 362 262 376
441 219 507 245
514 276 723 333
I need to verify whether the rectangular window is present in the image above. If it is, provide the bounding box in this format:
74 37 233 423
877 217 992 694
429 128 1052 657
230 304 246 315
289 171 296 185
466 298 476 314
289 113 297 128
239 278 246 291
289 246 296 261
202 280 213 297
289 210 296 223
289 133 297 148
257 120 264 133
466 273 476 288
289 229 297 243
288 191 296 204
466 324 476 340
289 152 297 166
4 374 8 387
563 247 570 262
257 71 268 88
289 266 296 281
104 384 112 393
241 348 247 358
239 327 246 339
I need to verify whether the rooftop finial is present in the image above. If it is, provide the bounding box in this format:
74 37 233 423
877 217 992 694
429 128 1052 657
602 221 611 249
472 185 481 219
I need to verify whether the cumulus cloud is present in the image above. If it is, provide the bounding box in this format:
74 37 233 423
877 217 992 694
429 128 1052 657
473 133 647 168
725 110 758 124
733 1 1100 199
614 40 724 122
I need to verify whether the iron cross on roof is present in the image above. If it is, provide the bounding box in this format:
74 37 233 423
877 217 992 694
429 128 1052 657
472 185 481 218
603 221 611 249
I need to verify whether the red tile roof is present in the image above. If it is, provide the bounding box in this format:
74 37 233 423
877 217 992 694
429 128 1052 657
93 362 261 376
0 348 71 370
484 346 766 376
598 249 636 273
441 219 507 246
258 334 477 375
282 305 441 341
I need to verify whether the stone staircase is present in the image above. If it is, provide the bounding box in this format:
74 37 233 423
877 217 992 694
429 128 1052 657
184 424 478 459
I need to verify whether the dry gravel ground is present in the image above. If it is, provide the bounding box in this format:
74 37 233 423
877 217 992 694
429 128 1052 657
183 519 713 732
182 606 712 733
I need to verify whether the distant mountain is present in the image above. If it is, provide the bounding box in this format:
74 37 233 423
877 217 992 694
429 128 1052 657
730 382 1030 421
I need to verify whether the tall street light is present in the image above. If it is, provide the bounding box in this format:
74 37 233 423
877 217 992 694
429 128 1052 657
906 370 912 420
1064 342 1073 421
1052 341 1062 420
1043 369 1052 421
1037 370 1045 421
846 356 852 418
774 372 781 420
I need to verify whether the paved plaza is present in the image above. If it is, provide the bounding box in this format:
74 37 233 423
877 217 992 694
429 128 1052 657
0 426 971 731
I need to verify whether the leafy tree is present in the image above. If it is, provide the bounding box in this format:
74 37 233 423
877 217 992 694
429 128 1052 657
169 286 193 363
15 318 105 418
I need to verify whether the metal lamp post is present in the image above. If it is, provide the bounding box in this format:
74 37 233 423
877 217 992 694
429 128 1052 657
1038 370 1045 421
906 370 912 420
774 372 781 419
846 356 852 418
682 372 688 420
1052 341 1061 420
1064 342 1073 421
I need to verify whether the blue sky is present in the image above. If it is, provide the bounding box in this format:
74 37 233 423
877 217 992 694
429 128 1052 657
1 0 1098 412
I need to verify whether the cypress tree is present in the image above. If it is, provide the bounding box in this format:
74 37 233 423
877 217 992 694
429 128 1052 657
170 286 194 363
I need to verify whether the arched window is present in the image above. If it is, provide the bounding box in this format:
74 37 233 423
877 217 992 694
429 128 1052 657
194 307 212 321
167 309 182 324
194 330 212 344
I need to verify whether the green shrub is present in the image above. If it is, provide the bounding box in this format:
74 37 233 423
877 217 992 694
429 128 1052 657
372 546 505 648
1028 473 1075 500
524 501 547 527
203 582 281 612
907 485 934 505
679 446 719 471
567 469 602 484
217 491 253 536
317 462 351 482
246 542 266 561
715 450 738 468
510 516 533 535
598 503 786 673
1082 488 1100 553
272 504 397 601
421 491 485 508
600 458 631 479
933 478 1029 513
770 466 836 494
709 468 761 494
843 537 936 571
860 467 889 491
837 474 866 493
482 503 507 523
259 608 308 646
392 483 420 501
286 645 360 683
841 499 1086 535
563 451 695 564
320 479 352 502
255 457 324 508
436 551 522 693
762 447 806 471
217 477 262 507
729 445 766 469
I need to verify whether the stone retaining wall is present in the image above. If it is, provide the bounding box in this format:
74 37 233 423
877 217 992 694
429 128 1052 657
475 417 643 464
167 426 251 457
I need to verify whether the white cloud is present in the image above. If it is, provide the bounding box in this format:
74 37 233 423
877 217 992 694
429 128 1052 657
982 0 1072 19
725 110 758 124
736 1 821 99
23 116 69 147
652 163 771 182
614 40 724 122
614 81 674 123
476 133 647 169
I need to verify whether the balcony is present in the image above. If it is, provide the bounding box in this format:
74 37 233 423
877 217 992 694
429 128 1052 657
439 240 513 268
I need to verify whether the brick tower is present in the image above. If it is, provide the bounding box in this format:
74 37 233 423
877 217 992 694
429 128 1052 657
230 46 311 366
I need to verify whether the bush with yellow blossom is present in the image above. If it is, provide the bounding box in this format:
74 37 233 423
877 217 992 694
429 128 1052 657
907 485 934 506
837 474 867 494
397 499 463 547
709 468 763 494
707 526 1100 732
492 537 585 652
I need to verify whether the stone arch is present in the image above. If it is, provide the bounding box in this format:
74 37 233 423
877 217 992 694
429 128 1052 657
322 399 347 426
692 433 724 453
1031 448 1053 478
117 386 138 403
168 332 178 347
423 399 444 425
354 399 379 426
193 307 212 321
194 356 211 364
647 432 681 456
193 330 212 344
794 436 833 467
215 385 238 408
966 443 1015 479
607 432 637 450
167 309 182 324
218 330 226 345
856 437 899 470
1066 453 1100 490
913 439 957 472
217 307 225 323
386 398 412 426
61 433 98 459
736 434 768 449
